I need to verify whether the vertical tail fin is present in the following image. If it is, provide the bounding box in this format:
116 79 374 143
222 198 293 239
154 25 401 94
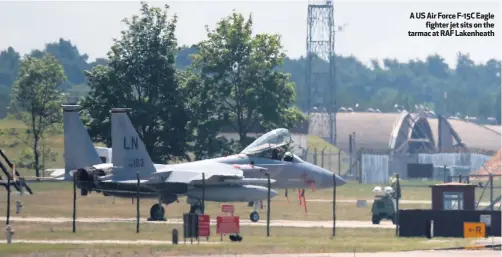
111 108 156 180
63 105 102 180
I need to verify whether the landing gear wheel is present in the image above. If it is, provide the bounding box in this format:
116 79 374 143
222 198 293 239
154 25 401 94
371 214 381 225
250 211 260 222
229 234 243 242
149 203 165 221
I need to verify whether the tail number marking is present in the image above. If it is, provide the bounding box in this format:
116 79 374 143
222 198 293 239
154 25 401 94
128 158 144 168
123 136 139 150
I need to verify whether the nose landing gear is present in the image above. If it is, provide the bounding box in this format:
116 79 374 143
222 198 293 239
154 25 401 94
248 200 261 222
250 211 260 222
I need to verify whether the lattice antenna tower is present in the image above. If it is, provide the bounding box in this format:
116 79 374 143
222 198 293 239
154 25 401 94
305 0 336 144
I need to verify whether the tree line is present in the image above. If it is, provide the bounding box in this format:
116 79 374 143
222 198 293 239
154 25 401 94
0 2 500 177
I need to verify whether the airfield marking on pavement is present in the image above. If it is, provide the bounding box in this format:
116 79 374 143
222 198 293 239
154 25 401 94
0 239 219 245
0 217 395 229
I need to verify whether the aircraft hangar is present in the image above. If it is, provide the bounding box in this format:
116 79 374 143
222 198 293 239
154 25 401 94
309 112 501 153
307 112 501 183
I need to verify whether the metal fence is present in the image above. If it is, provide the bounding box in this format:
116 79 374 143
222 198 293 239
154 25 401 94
301 147 350 175
357 148 495 184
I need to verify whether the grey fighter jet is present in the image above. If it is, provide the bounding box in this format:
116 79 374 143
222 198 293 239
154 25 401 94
72 108 347 222
43 105 113 181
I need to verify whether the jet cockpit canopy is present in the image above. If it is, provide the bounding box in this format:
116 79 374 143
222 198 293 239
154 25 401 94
240 128 293 155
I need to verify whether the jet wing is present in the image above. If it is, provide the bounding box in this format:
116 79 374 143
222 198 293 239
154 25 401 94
147 161 272 186
148 161 243 184
101 179 149 184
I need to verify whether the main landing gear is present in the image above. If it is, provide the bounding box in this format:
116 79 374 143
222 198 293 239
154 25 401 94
248 201 261 222
149 203 166 221
148 196 167 221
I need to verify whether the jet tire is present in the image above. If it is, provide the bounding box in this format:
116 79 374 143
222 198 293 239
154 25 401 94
150 204 165 221
250 211 260 222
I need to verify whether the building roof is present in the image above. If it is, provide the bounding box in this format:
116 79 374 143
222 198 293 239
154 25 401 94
309 112 436 153
445 119 500 151
472 150 501 176
309 112 501 153
426 117 500 153
430 182 477 187
309 112 402 152
484 125 501 134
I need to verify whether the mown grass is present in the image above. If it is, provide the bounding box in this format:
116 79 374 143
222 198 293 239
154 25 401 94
0 181 431 221
0 222 476 257
1 179 499 223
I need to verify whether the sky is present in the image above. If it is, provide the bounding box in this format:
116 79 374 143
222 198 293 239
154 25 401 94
0 0 501 68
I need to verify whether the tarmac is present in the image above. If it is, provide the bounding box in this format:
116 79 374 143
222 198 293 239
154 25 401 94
173 250 501 257
0 217 395 229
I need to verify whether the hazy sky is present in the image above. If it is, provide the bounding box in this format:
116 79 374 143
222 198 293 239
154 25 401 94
0 0 501 68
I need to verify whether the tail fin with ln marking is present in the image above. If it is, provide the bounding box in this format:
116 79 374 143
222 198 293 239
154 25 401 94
110 108 156 180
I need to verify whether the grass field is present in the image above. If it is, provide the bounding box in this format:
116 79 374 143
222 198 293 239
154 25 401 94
0 182 432 221
1 180 499 223
0 222 476 257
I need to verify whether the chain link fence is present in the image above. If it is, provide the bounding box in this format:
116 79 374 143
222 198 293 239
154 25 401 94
300 147 350 175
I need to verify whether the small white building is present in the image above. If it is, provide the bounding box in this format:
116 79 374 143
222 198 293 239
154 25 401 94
95 147 112 163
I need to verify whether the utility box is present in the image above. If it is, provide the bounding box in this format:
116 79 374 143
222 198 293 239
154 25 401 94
430 182 476 211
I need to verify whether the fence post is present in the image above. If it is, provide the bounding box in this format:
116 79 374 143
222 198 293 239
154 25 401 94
72 175 76 233
338 149 341 176
349 134 353 176
489 174 494 211
313 148 318 165
136 170 140 233
332 173 337 238
266 173 271 237
395 174 401 237
6 176 10 225
321 147 326 168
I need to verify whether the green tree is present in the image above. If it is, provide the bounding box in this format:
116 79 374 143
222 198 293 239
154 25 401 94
189 12 305 150
82 2 191 162
10 53 66 177
496 91 501 125
0 47 21 118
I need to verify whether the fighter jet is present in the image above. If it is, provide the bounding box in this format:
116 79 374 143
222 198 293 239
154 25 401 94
44 105 113 181
72 108 346 222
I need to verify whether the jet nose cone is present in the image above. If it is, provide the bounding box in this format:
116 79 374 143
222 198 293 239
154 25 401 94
335 175 347 186
270 189 279 198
